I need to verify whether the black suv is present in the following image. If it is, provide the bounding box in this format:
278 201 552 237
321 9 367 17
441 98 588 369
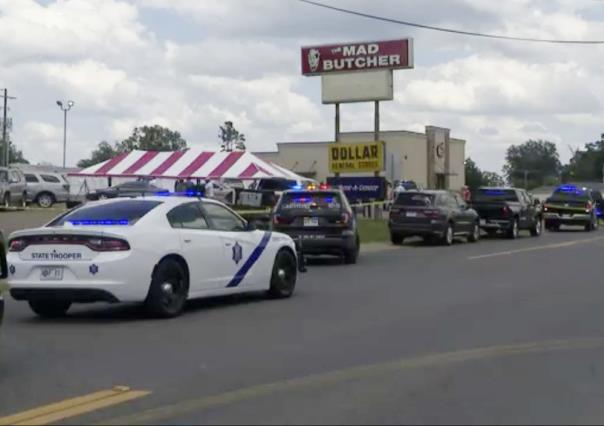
272 189 360 264
389 190 480 245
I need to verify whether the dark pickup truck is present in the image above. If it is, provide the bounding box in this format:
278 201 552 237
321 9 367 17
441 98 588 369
470 187 542 238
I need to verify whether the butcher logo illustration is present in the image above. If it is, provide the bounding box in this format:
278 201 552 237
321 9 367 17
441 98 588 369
308 48 320 72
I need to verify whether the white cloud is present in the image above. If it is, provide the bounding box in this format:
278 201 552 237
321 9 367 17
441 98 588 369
2 0 604 173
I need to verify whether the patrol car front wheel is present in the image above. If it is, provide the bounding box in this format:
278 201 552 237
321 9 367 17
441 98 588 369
146 259 188 318
28 299 71 318
268 249 297 299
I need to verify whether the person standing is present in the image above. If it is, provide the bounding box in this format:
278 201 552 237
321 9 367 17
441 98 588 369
205 179 215 199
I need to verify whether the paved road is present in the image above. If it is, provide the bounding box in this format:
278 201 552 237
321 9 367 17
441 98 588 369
2 212 604 424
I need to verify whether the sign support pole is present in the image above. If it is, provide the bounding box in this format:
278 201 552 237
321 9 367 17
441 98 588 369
374 101 380 178
335 102 340 178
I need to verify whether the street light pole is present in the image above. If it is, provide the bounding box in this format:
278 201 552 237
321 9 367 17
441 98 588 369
56 100 74 168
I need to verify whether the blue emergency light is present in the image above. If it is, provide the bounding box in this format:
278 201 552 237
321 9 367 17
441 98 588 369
69 219 129 226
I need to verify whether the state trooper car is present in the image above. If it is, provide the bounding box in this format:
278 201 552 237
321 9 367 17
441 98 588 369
6 195 302 318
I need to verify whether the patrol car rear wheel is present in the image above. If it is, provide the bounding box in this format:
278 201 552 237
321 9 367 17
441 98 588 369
268 249 297 299
28 299 71 318
145 259 188 318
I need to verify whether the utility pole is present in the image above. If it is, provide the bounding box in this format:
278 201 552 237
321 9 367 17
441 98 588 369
1 89 16 167
56 100 74 168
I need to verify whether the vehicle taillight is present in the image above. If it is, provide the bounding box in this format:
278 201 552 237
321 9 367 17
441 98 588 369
586 202 593 213
273 215 293 225
423 209 440 219
338 212 350 225
86 237 130 252
501 206 510 217
9 238 28 252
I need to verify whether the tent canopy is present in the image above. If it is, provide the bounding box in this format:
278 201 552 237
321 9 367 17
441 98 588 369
69 149 313 182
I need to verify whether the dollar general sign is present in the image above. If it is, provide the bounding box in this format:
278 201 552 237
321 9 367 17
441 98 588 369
328 142 385 173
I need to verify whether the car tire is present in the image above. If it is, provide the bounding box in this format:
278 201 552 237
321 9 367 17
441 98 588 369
268 249 297 299
507 218 519 239
28 299 71 318
145 258 188 318
21 192 27 208
2 193 10 208
441 223 454 246
344 236 360 265
390 232 404 245
36 193 55 208
467 221 480 243
530 217 542 237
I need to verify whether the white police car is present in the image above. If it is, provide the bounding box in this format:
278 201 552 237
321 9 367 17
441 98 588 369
7 196 301 318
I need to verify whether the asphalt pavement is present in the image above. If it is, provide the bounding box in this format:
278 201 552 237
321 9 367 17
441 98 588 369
2 211 604 424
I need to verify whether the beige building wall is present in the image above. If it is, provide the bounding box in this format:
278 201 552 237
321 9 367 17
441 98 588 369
255 127 466 191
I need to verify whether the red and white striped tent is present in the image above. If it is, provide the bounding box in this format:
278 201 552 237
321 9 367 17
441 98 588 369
69 149 312 181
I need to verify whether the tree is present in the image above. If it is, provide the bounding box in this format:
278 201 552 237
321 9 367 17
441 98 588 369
464 158 484 190
77 141 118 168
481 171 505 187
465 157 505 189
503 140 561 189
562 135 604 182
118 125 187 152
9 144 29 164
219 121 246 152
76 125 188 168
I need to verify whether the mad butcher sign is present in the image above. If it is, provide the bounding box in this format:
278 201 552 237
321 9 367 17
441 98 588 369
301 39 414 76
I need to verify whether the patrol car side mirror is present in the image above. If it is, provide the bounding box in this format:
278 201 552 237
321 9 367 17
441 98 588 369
244 221 256 232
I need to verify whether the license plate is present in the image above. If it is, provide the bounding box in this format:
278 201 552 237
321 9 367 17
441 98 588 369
304 217 319 227
561 213 570 218
406 211 417 218
302 234 325 240
40 267 63 281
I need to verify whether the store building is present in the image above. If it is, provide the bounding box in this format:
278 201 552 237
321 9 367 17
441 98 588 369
255 125 466 190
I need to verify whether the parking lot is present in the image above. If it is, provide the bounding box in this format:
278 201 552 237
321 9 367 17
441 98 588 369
3 208 604 424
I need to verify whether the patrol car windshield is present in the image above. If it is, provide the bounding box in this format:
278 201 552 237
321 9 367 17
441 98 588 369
394 193 434 206
548 191 590 203
279 192 343 211
47 200 163 226
474 189 518 202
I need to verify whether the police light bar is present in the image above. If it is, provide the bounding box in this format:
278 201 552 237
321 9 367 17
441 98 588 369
154 190 204 197
69 219 129 226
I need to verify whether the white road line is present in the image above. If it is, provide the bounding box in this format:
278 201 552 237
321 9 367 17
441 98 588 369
468 236 604 260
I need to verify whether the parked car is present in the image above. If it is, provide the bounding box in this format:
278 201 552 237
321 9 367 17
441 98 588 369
24 171 70 208
86 181 168 201
543 185 599 231
389 190 480 245
0 167 27 207
471 187 542 238
272 188 360 264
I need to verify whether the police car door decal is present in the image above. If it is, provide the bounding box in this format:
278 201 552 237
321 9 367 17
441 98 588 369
226 232 272 288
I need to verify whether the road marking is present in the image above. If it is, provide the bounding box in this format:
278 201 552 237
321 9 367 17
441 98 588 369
468 236 604 260
100 337 604 425
0 386 150 426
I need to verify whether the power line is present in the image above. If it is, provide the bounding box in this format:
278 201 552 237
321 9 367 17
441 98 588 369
298 0 604 44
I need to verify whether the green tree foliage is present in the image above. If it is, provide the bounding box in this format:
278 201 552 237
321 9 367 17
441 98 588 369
219 121 246 152
9 144 29 164
561 136 604 182
464 158 483 190
464 158 504 189
77 125 188 168
503 140 561 189
77 141 117 168
119 125 187 152
481 171 505 187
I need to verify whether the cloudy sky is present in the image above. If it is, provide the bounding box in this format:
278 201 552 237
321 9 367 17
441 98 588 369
2 0 604 173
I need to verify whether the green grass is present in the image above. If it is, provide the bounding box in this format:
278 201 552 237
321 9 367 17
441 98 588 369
358 218 390 244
